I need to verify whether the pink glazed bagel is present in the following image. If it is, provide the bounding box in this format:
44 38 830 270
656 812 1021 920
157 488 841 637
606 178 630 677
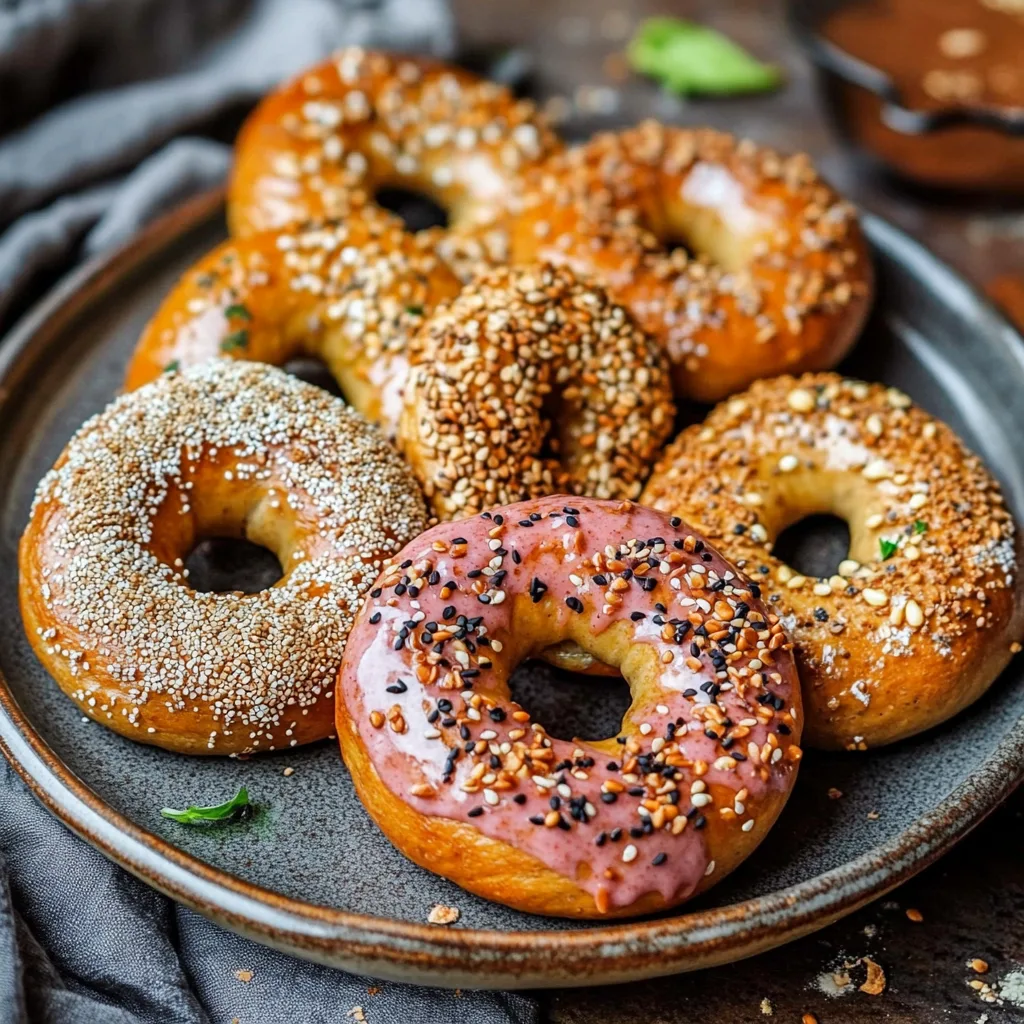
336 495 803 917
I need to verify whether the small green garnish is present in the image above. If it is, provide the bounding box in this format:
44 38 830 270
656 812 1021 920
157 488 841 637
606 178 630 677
220 330 249 353
224 303 252 321
163 360 180 374
913 519 928 535
161 786 250 825
879 537 898 560
627 17 782 97
405 304 425 317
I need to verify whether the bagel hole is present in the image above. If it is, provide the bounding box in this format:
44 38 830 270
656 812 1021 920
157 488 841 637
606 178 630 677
772 513 851 580
282 355 344 398
184 537 283 594
375 187 448 232
508 661 630 743
661 235 697 261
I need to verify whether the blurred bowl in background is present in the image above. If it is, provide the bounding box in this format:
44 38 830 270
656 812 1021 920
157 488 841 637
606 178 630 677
788 0 1024 193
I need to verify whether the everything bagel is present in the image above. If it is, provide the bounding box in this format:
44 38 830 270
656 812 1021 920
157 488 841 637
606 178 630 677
502 123 873 403
125 210 461 437
336 495 802 917
229 48 561 244
642 373 1024 749
399 263 676 518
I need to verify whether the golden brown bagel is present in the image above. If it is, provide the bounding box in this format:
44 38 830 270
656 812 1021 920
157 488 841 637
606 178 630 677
642 373 1024 750
336 495 803 918
228 48 561 249
399 263 676 519
501 123 873 403
125 211 461 436
20 361 427 755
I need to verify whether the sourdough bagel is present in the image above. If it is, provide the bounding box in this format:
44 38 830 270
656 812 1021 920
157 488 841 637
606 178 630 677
20 361 427 755
399 263 675 518
125 210 461 436
336 495 802 918
502 122 873 403
642 373 1024 749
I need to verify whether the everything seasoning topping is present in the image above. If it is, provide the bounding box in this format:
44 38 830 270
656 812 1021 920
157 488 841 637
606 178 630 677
340 495 802 911
504 123 869 384
642 372 1019 749
233 47 560 255
402 264 676 518
129 209 461 438
29 361 427 753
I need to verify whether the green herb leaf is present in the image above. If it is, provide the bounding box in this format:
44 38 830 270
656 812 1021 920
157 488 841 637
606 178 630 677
879 538 898 560
163 360 180 374
405 304 425 317
220 330 249 353
161 786 250 825
224 303 252 321
627 17 782 97
913 519 928 535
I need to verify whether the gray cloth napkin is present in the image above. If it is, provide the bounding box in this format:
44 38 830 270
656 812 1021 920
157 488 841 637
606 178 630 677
0 2 539 1022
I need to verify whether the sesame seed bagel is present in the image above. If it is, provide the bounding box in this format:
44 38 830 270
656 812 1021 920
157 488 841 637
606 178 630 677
19 361 427 755
502 122 873 403
398 264 676 519
641 373 1024 750
336 496 802 918
125 210 462 437
228 48 561 247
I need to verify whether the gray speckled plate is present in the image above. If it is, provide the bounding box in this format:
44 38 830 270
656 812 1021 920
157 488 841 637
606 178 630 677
2 190 1024 988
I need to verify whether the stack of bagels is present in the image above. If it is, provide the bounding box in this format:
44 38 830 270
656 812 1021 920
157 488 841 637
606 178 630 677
19 49 1023 918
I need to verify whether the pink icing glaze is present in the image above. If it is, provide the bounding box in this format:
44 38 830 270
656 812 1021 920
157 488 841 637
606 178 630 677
338 496 802 912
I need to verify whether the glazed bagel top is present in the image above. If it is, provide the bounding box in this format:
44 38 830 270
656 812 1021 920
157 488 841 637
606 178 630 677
502 123 872 402
125 210 462 435
22 361 426 753
339 496 802 912
229 48 562 238
642 373 1022 747
399 263 675 518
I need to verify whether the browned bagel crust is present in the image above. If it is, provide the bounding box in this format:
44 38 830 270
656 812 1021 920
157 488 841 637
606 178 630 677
125 210 461 436
20 362 427 755
228 48 562 245
642 373 1024 750
337 496 802 917
399 264 676 519
502 123 873 403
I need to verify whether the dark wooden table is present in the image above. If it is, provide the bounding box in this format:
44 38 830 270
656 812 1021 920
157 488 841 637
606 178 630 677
453 1 1024 1020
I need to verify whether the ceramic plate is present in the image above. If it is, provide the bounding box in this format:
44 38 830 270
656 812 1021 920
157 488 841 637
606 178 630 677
2 191 1024 988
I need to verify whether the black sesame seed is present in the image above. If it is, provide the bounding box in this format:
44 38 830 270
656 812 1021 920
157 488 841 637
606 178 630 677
386 680 408 694
468 806 484 818
369 611 381 624
652 852 667 866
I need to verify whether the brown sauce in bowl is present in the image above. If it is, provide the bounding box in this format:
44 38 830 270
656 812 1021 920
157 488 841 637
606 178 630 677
823 0 1024 112
817 0 1024 190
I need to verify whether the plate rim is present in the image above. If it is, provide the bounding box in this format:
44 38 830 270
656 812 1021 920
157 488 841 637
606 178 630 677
1 192 1023 988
